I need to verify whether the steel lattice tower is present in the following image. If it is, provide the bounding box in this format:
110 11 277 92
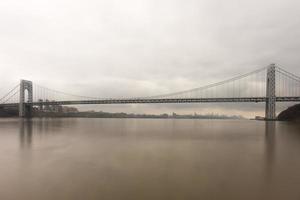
265 64 276 120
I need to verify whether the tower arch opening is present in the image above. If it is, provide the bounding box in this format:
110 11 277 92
19 80 33 117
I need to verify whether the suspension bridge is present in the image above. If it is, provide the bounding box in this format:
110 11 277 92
0 64 300 120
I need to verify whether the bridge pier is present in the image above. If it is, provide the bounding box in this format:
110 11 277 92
19 80 33 118
265 64 276 120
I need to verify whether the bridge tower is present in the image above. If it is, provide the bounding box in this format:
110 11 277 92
19 80 33 118
265 64 276 120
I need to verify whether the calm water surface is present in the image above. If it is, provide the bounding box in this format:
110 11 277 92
0 118 300 200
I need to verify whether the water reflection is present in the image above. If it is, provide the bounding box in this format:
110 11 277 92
10 118 300 200
19 118 80 148
19 119 33 149
264 121 276 183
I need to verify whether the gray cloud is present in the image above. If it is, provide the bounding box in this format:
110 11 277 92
0 0 300 117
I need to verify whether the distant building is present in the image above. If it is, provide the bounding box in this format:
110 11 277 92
255 116 265 120
62 106 78 113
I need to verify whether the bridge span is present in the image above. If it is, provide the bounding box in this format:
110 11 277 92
1 64 300 120
2 96 300 108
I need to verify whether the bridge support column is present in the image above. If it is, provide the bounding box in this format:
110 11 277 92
19 80 33 118
265 64 276 120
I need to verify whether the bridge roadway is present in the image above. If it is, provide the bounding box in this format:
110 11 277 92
1 96 300 107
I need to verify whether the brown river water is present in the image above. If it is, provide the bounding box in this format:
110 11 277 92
0 118 300 200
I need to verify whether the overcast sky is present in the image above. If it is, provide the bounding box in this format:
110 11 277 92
0 0 300 117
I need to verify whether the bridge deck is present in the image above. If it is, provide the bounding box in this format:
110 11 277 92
1 96 300 107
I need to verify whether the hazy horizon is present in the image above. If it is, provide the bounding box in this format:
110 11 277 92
1 0 300 117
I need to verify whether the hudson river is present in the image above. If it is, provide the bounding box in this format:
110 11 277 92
0 118 300 200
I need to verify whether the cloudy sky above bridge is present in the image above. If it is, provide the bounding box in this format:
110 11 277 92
0 0 300 116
